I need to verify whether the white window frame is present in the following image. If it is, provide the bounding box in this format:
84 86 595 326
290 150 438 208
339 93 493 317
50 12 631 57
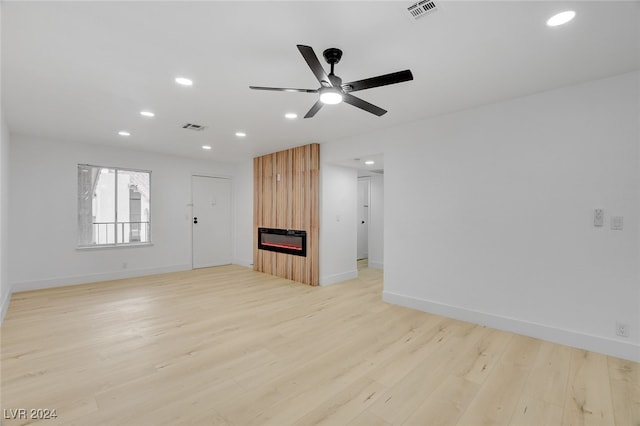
77 164 152 248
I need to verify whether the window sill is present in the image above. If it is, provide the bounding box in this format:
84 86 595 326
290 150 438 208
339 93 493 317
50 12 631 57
76 242 154 251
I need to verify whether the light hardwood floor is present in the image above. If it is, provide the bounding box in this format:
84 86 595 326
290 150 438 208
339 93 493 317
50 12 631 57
1 265 638 425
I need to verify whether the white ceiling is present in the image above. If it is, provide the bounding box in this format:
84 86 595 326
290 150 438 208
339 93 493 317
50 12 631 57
3 1 638 164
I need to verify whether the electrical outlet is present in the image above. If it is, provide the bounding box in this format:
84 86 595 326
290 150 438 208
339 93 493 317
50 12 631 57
594 209 604 227
616 322 629 338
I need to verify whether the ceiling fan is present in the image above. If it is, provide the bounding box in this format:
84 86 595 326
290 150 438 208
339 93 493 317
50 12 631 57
250 45 413 118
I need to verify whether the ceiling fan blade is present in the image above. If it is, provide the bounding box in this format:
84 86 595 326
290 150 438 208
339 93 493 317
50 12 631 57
343 70 413 93
304 100 324 118
249 86 317 93
297 45 331 86
342 93 387 116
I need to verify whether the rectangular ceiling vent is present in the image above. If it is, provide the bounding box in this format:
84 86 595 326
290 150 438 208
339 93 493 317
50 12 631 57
182 123 206 131
407 0 438 20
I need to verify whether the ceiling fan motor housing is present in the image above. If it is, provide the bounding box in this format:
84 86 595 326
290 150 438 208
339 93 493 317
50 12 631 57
323 48 343 65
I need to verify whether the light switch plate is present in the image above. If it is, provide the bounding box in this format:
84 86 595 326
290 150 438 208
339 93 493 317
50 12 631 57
611 216 624 230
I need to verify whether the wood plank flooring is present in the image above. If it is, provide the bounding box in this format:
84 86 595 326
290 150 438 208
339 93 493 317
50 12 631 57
1 265 638 425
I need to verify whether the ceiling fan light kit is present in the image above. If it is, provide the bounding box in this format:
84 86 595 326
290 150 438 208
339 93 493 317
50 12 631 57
319 87 343 105
250 44 413 118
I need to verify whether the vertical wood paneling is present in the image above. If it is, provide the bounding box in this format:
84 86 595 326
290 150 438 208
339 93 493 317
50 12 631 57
309 143 319 286
253 143 319 286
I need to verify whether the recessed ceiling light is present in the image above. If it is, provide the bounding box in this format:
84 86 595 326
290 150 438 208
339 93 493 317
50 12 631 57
546 10 576 27
175 77 193 86
285 113 298 119
202 145 212 150
118 131 130 136
365 160 375 165
140 111 155 118
235 132 246 137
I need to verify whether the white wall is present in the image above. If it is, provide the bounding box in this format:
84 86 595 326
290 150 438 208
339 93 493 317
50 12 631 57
323 72 640 361
232 159 253 267
0 0 11 322
320 164 357 286
0 116 11 321
368 173 384 269
9 135 240 291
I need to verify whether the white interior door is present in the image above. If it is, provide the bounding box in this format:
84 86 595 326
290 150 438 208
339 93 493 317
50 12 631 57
357 178 370 260
192 176 232 268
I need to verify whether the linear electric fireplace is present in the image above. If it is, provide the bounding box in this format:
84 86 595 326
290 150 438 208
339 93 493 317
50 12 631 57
258 228 307 257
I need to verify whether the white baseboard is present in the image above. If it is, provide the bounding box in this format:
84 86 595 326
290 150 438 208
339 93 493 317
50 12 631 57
0 288 11 325
12 264 192 293
383 290 640 363
232 258 253 269
368 260 384 270
320 270 358 286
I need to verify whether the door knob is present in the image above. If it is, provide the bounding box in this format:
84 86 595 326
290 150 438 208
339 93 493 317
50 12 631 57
193 217 198 224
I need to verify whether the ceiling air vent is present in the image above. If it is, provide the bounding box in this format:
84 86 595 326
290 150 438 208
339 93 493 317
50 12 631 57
407 0 438 20
182 123 207 131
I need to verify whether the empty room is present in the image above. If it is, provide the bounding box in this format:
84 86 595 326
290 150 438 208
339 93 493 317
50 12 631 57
1 1 638 425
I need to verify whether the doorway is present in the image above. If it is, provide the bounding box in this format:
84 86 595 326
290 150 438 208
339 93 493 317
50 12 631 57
357 177 370 261
191 175 232 268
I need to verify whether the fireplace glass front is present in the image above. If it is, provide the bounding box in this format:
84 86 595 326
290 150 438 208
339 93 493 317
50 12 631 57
258 228 307 257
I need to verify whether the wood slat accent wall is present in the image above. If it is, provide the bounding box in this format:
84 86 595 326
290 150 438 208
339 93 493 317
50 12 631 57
253 143 319 286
